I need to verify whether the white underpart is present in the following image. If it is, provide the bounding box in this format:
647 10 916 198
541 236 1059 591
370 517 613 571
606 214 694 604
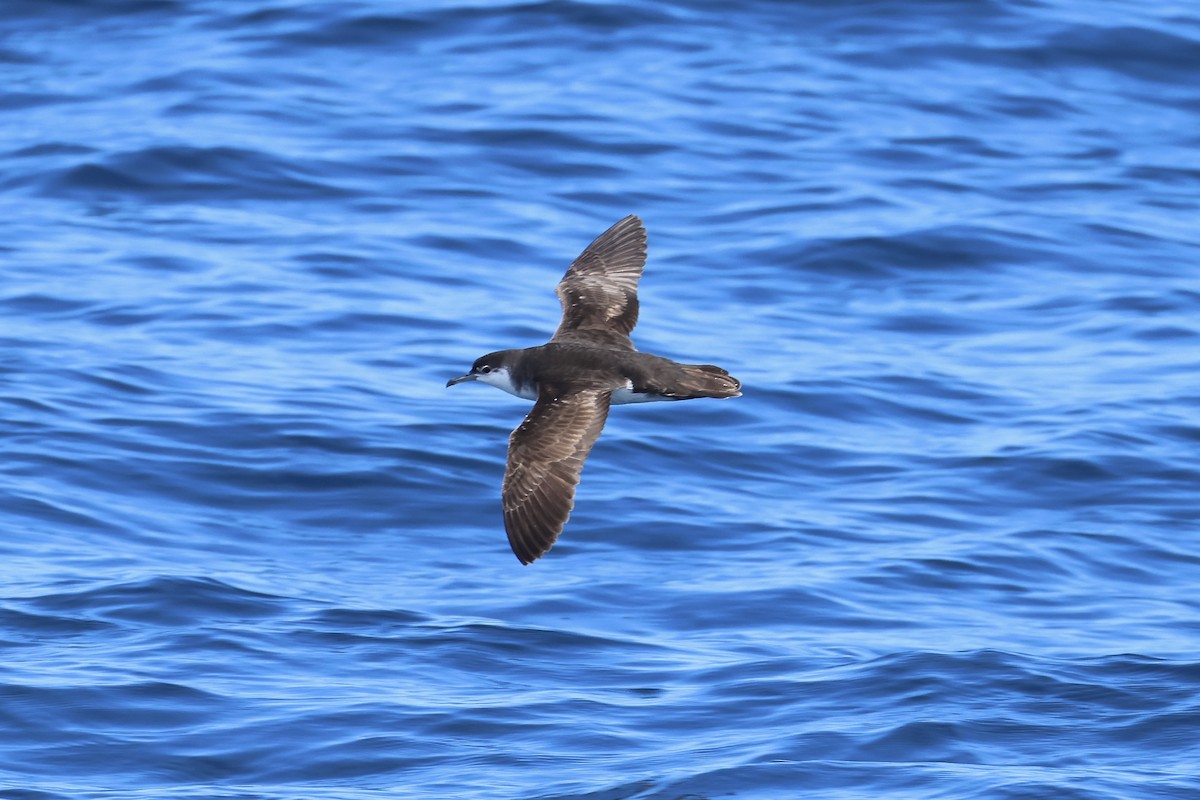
478 371 669 405
612 381 671 405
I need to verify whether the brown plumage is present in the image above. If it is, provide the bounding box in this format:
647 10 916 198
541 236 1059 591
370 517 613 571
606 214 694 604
447 215 741 564
502 385 612 565
552 214 646 351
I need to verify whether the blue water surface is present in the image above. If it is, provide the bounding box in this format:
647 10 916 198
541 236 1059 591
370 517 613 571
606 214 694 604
3 1 1200 797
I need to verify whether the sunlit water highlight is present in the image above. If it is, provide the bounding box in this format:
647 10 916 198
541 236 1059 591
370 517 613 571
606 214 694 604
3 1 1200 798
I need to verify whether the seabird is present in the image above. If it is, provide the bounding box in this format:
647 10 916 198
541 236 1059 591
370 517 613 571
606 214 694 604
447 215 741 564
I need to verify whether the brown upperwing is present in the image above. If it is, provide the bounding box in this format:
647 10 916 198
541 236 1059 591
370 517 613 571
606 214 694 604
550 215 648 351
502 383 613 564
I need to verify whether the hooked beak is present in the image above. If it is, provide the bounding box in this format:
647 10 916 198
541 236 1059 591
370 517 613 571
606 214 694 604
446 373 476 387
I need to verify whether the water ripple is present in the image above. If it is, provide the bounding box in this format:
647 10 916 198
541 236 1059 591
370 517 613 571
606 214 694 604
3 0 1200 797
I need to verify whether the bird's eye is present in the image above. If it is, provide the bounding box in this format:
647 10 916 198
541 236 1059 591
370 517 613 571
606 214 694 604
479 365 492 374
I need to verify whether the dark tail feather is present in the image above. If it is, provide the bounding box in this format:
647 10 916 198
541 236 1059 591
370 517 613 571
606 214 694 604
670 364 742 399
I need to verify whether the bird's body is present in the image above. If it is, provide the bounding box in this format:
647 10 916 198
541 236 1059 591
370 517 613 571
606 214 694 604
471 342 738 405
447 215 741 564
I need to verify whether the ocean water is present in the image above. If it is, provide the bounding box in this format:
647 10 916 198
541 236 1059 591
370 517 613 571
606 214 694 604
3 0 1200 797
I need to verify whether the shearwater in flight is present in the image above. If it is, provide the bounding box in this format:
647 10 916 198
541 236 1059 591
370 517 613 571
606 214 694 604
447 215 741 564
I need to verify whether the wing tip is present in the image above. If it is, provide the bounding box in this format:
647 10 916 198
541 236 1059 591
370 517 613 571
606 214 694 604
505 514 561 565
598 213 647 250
504 496 569 566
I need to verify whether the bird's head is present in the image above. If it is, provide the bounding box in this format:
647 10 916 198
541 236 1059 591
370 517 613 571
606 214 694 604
446 351 514 389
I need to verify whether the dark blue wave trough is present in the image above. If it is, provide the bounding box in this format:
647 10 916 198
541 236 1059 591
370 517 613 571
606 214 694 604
2 1 1199 797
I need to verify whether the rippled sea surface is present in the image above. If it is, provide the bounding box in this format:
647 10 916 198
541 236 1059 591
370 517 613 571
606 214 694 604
4 1 1200 797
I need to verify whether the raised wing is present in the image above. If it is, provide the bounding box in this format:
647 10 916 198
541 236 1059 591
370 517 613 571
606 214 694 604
551 215 647 351
502 384 612 564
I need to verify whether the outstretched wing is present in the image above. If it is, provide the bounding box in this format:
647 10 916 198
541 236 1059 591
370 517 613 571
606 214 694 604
551 215 647 351
502 385 612 564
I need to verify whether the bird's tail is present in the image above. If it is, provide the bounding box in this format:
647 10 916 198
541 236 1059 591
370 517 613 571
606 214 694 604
669 364 742 399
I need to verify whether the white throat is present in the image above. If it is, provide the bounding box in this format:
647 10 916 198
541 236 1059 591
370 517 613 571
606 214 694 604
477 367 537 401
